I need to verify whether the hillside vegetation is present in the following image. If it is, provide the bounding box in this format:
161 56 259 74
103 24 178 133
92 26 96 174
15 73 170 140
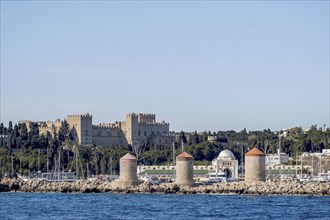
0 122 329 177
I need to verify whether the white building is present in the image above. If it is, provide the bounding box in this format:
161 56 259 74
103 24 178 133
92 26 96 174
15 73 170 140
266 149 289 166
302 149 330 157
211 150 239 179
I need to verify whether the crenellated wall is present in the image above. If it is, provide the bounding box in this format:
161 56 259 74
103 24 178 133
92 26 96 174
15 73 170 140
17 112 173 147
138 113 156 123
121 113 173 145
92 124 127 146
67 113 93 145
38 119 62 135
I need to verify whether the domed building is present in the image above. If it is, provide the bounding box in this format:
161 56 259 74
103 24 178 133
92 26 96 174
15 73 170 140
211 150 238 179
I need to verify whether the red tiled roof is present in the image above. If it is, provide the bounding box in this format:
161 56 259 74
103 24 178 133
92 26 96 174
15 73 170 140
245 147 266 157
120 153 137 160
177 151 194 158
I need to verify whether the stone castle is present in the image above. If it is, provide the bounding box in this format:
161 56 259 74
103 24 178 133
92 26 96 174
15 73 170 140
19 113 175 147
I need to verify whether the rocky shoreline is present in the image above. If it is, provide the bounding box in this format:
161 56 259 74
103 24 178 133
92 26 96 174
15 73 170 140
1 178 329 195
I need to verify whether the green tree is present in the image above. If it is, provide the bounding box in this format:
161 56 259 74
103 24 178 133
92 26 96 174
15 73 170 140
191 131 200 145
8 121 13 134
0 123 4 134
58 120 72 145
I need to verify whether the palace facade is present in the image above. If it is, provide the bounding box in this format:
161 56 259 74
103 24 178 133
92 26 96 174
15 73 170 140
19 113 175 147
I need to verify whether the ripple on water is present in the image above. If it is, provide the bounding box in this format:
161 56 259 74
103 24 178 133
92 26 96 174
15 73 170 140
1 193 330 220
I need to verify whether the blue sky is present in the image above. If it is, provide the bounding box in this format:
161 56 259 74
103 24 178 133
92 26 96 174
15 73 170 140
1 1 329 132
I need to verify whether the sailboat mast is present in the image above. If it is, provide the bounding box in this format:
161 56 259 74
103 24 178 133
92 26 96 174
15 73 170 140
173 142 176 179
47 146 49 173
11 154 14 177
38 149 40 172
75 145 79 179
301 154 302 176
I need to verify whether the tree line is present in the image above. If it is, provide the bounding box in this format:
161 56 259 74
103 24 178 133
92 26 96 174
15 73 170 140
0 121 329 177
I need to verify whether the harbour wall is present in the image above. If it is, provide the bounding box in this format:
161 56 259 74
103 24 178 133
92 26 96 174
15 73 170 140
1 178 330 195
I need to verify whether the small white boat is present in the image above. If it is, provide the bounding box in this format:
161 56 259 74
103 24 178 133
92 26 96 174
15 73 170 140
297 174 312 182
140 175 160 185
312 171 330 182
206 172 227 183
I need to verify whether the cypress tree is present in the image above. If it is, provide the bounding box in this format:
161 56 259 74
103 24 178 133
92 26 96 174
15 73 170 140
0 123 4 134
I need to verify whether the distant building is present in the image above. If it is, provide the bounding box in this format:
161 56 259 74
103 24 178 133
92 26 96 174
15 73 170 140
207 135 217 143
19 113 175 147
18 119 62 136
0 134 11 147
266 149 290 166
211 150 239 179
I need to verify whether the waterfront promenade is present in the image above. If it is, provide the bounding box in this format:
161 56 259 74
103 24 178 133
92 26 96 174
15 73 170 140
2 178 330 195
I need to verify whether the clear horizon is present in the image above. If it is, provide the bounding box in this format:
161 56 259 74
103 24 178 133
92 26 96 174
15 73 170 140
1 1 329 132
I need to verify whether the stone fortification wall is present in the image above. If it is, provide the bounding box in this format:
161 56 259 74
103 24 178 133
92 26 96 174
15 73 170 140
137 122 170 144
67 113 93 145
19 119 62 136
139 121 169 132
121 113 172 146
94 123 120 129
92 125 127 146
245 156 266 182
17 112 173 147
38 119 62 135
18 120 31 130
138 113 155 123
123 113 139 144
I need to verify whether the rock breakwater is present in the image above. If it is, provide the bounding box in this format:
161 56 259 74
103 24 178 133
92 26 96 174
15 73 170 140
2 178 330 195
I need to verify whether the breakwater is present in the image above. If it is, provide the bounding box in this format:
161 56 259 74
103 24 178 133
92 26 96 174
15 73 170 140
2 178 330 195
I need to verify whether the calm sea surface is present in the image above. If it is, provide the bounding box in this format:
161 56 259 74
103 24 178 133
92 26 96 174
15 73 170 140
0 193 329 219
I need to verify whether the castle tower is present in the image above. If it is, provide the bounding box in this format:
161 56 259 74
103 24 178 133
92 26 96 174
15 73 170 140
67 113 93 145
124 113 139 145
245 147 266 182
176 152 194 187
118 153 139 187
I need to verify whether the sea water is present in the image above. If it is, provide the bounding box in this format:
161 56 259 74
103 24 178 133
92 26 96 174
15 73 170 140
0 193 329 219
